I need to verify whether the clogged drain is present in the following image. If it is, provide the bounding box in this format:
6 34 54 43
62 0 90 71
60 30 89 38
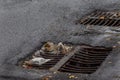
19 42 73 69
18 42 112 74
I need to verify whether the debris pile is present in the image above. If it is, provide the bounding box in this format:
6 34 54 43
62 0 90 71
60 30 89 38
40 42 73 54
22 42 73 69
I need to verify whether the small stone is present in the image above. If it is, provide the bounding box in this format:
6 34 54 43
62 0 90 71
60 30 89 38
22 65 27 68
108 61 112 64
32 55 36 58
53 72 57 74
48 76 52 78
117 41 120 44
68 73 71 75
69 75 75 79
75 77 78 79
86 25 91 29
113 46 117 48
106 38 111 41
99 16 105 19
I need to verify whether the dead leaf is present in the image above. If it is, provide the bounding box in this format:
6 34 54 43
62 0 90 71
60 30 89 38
42 77 49 80
99 16 105 19
22 65 32 69
42 42 56 52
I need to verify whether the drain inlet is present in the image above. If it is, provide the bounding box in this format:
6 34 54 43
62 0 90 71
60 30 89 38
58 45 112 74
18 43 112 74
76 10 120 27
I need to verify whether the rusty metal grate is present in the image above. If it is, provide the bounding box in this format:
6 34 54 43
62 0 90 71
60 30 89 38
76 10 120 27
18 44 112 74
58 45 112 74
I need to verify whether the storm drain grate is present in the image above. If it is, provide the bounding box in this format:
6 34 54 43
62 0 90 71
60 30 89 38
18 43 112 74
76 10 120 27
58 45 112 74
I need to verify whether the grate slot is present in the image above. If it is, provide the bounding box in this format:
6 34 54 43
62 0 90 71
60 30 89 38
75 53 107 59
63 63 98 69
92 19 101 25
116 21 120 26
111 20 119 26
103 19 110 26
82 19 93 25
71 56 105 62
88 19 97 25
59 67 96 73
106 19 115 26
69 59 102 64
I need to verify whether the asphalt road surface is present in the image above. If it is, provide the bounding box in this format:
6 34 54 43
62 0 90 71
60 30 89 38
0 0 119 80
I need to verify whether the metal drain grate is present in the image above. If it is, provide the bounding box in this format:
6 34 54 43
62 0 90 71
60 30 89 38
58 45 112 74
19 44 112 74
76 10 120 27
19 53 65 69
